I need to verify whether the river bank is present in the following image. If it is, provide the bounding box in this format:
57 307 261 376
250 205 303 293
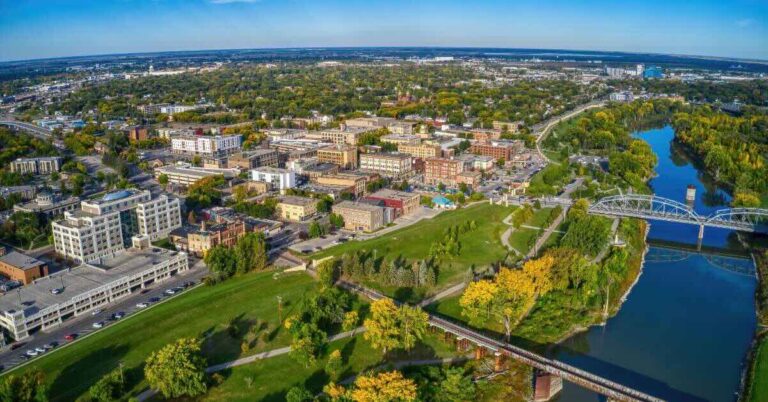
741 249 768 402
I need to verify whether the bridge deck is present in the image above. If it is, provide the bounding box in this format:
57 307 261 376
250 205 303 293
337 280 663 402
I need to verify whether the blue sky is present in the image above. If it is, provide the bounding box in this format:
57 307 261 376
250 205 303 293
0 0 766 62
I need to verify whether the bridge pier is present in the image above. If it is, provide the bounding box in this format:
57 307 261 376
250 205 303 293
533 370 563 402
698 224 704 240
494 352 504 372
474 346 487 360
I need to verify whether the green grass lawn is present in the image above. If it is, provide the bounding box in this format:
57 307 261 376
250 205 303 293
507 229 538 254
198 332 458 402
7 270 321 401
527 207 554 228
747 334 768 402
313 203 514 298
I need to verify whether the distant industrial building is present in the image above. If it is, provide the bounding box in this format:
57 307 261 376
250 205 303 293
276 196 318 222
317 145 359 169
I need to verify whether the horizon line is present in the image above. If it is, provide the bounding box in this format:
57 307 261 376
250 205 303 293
2 45 768 65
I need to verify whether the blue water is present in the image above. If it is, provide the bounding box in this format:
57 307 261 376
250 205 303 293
552 126 758 402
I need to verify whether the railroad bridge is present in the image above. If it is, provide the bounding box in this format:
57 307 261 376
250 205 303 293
338 281 664 402
589 194 768 238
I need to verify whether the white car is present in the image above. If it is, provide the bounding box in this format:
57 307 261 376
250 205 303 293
91 309 103 316
34 347 46 354
92 321 104 329
25 349 38 357
164 289 176 295
136 302 149 308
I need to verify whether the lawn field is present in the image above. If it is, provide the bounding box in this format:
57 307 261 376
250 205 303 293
507 228 538 254
5 271 320 401
313 203 514 294
527 207 554 228
198 333 457 402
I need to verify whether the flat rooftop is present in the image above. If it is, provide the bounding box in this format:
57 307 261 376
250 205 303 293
278 196 317 206
0 251 45 271
367 188 418 201
334 201 384 212
0 247 184 317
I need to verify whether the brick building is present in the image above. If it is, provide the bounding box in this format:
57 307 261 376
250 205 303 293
424 157 465 186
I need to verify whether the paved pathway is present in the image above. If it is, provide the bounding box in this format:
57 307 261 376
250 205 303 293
526 207 567 258
418 282 467 307
591 218 621 264
137 327 365 401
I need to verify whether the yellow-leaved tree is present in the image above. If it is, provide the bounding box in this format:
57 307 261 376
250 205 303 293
350 370 417 402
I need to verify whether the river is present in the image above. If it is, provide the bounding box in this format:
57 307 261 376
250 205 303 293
551 125 758 402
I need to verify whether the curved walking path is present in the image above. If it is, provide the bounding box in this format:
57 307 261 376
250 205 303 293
534 100 606 163
137 327 366 401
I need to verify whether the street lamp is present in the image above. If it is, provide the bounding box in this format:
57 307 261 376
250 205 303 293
276 296 283 322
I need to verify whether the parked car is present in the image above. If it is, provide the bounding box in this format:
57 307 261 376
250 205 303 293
64 334 77 341
164 289 176 295
113 311 125 320
92 321 104 329
91 309 103 316
34 347 46 354
25 349 38 357
149 297 161 303
43 342 57 350
50 288 63 295
136 302 149 308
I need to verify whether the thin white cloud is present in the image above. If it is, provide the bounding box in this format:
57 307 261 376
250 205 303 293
736 18 755 28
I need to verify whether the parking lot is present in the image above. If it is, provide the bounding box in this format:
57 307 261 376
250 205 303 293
0 259 208 372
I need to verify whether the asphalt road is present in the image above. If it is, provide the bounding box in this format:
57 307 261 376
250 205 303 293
0 259 209 371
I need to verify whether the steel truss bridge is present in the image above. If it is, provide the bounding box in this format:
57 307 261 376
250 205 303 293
589 195 768 234
338 280 663 402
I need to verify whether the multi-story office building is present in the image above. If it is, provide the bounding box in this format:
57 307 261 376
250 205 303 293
469 140 524 162
306 126 372 145
317 145 358 169
364 189 420 217
425 157 465 186
276 196 318 222
491 121 522 133
135 194 182 241
345 117 415 135
359 153 412 178
332 201 386 232
314 173 368 197
380 134 420 145
175 219 246 257
171 135 242 156
14 192 80 218
226 149 279 169
154 164 237 187
9 157 62 175
53 190 182 263
53 210 124 263
250 167 297 190
127 126 150 142
397 143 442 159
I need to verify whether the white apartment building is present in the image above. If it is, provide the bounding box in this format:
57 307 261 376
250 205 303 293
135 194 182 241
53 190 182 263
171 135 242 156
9 157 62 175
250 167 297 190
359 153 413 178
53 210 124 263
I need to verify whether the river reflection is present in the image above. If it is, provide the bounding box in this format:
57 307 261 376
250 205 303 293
551 126 758 402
